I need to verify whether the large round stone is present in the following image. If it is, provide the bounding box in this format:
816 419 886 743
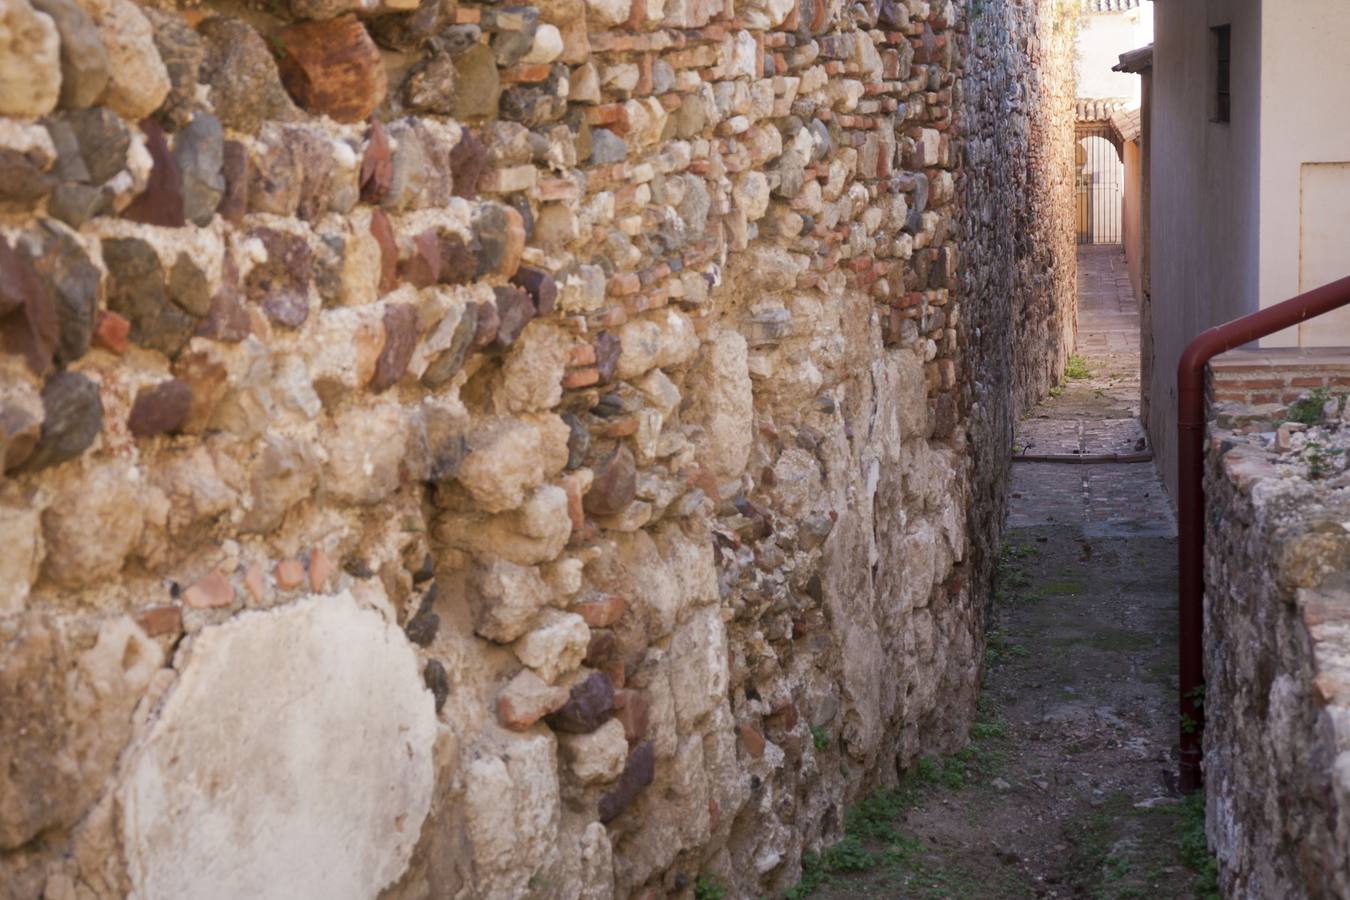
119 593 436 900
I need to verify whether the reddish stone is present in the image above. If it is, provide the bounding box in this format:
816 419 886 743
599 740 654 823
511 266 558 315
584 446 637 517
0 238 58 377
274 17 388 123
584 629 617 668
562 470 587 529
437 232 477 285
449 128 488 200
546 671 614 734
219 140 249 223
183 571 234 609
137 605 183 637
370 302 419 392
93 311 130 354
196 254 251 343
128 379 192 437
594 331 620 384
399 229 441 288
369 209 398 295
471 298 500 349
766 701 799 732
308 547 335 592
615 696 650 744
243 563 268 603
275 557 306 590
739 723 766 758
247 228 313 329
562 368 600 389
359 119 392 203
491 285 534 349
122 120 186 228
575 594 625 628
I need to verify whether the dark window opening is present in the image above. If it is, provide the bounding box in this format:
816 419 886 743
1212 25 1231 123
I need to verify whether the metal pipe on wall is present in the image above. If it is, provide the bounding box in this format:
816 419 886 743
1175 273 1350 792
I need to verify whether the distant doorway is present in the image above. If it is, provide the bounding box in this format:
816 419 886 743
1076 125 1124 244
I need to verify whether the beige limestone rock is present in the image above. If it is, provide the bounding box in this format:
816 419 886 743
82 0 170 120
457 416 569 513
240 433 320 534
558 718 627 783
495 322 569 414
497 667 569 729
666 606 729 730
0 0 60 117
119 593 435 900
41 462 145 590
1 614 161 849
473 559 552 643
513 609 589 683
435 483 573 565
0 495 42 614
464 729 560 897
686 329 752 481
323 403 409 506
584 0 629 27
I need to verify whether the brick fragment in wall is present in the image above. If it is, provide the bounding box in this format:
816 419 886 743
0 0 1078 895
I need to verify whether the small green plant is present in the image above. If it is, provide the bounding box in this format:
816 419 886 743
1301 439 1344 480
693 874 725 900
1286 388 1332 426
1178 793 1220 899
810 725 830 751
1065 355 1091 380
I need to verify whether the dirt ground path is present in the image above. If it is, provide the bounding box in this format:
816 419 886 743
793 247 1215 899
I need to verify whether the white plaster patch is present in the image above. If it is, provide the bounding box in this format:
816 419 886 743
119 592 436 900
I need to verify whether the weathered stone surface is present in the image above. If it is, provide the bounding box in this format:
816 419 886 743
451 44 500 121
274 16 388 124
514 609 589 682
246 227 313 329
370 302 419 391
546 670 614 733
598 740 654 823
463 730 560 897
122 118 186 227
119 593 436 899
0 0 60 117
558 717 627 784
457 416 568 513
60 106 128 185
584 446 636 516
198 17 301 135
22 370 101 472
498 667 569 729
472 559 551 643
0 614 161 849
128 378 191 437
174 113 225 226
0 238 57 376
143 6 205 128
30 0 108 110
86 0 170 120
41 461 141 587
103 237 197 357
24 223 98 365
0 498 42 613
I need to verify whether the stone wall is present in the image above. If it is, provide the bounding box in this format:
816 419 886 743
0 0 1075 895
1203 408 1350 900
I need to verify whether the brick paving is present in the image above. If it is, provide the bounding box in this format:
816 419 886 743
1010 246 1176 537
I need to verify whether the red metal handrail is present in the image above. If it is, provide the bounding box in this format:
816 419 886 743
1176 273 1350 792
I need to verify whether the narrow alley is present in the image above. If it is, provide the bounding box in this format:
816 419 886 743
808 248 1209 899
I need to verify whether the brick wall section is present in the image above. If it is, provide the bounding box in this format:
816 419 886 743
1209 348 1350 407
0 0 1076 896
1204 425 1350 899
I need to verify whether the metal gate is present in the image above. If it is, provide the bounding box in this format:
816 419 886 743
1075 123 1123 245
